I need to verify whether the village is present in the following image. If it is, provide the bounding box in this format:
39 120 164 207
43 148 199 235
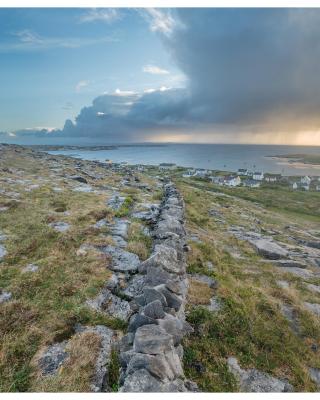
157 162 320 191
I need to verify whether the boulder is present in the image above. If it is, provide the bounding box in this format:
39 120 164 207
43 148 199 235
128 313 155 333
156 285 184 312
102 246 140 273
250 239 288 260
38 341 69 376
157 314 193 345
123 275 145 299
139 244 183 275
143 286 167 307
126 353 176 381
120 368 165 392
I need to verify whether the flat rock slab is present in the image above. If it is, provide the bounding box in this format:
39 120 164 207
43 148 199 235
107 194 126 210
102 245 140 273
304 302 320 317
0 244 7 260
306 284 320 294
276 259 308 269
228 357 293 392
49 221 70 232
309 367 320 388
0 290 12 303
75 324 115 392
110 218 130 239
250 239 288 260
87 287 132 321
279 267 313 278
22 263 39 273
72 184 94 193
38 341 69 376
281 304 300 334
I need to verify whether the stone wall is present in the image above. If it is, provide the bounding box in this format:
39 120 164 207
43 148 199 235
118 182 196 392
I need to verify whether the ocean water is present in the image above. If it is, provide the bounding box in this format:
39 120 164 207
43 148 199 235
47 143 320 176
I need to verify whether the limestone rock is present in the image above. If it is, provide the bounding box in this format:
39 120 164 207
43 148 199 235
134 325 174 355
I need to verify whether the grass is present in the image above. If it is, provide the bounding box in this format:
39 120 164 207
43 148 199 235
177 178 320 392
107 348 121 392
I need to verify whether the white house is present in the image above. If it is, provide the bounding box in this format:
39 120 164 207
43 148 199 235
253 171 264 181
316 185 320 191
292 182 298 190
193 168 208 177
222 175 241 187
211 176 224 185
300 183 310 191
237 168 248 176
182 169 195 178
301 176 311 185
159 163 176 170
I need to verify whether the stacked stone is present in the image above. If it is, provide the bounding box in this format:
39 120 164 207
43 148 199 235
118 182 196 392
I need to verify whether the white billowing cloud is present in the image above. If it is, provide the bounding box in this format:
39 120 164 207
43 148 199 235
114 88 137 97
140 8 177 36
75 80 90 92
143 64 169 75
79 8 121 24
0 29 117 52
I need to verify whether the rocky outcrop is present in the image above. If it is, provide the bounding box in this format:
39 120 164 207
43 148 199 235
118 183 195 392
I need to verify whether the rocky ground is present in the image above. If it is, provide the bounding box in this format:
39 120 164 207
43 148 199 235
0 143 320 392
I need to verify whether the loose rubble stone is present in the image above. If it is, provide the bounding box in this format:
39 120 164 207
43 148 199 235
143 300 165 320
122 274 145 299
128 313 155 333
143 286 167 307
120 368 165 392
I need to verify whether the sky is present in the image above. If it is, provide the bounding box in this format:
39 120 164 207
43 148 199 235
1 8 320 145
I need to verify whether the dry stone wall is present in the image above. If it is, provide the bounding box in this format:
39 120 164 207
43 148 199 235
118 182 197 392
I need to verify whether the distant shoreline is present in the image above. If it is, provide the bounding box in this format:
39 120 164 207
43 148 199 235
266 153 320 169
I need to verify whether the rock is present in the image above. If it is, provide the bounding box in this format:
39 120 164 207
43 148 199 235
0 289 12 303
94 219 108 229
49 221 70 232
107 194 126 211
74 324 115 392
250 239 288 260
157 314 193 345
309 367 320 388
142 287 166 307
73 184 94 193
156 285 183 312
69 175 87 184
102 245 140 273
277 280 290 289
278 267 313 278
206 261 215 271
38 341 69 376
119 333 135 353
276 259 308 269
228 357 293 392
304 302 320 317
126 352 176 381
306 283 320 294
281 304 300 334
145 266 173 287
120 349 136 368
86 288 132 321
301 240 320 250
165 280 186 296
207 297 221 312
110 218 130 239
122 275 145 299
189 274 217 289
0 244 7 260
22 263 39 273
155 216 185 238
105 274 119 291
134 325 174 355
139 244 183 275
143 300 165 320
128 313 155 333
120 368 164 392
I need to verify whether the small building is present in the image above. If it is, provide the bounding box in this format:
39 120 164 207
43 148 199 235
292 182 298 190
193 168 208 177
243 179 261 188
300 183 310 191
237 168 248 176
301 176 311 185
253 171 264 181
211 176 224 185
316 185 320 191
264 173 281 182
182 169 195 178
223 175 241 187
159 163 176 170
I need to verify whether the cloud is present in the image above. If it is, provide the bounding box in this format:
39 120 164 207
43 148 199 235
61 102 74 111
0 29 117 52
143 64 169 75
139 8 177 36
75 80 90 92
79 8 121 24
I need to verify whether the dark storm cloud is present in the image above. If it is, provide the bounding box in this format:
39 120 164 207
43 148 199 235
8 8 320 142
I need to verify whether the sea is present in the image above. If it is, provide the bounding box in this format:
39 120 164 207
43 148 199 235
47 143 320 176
